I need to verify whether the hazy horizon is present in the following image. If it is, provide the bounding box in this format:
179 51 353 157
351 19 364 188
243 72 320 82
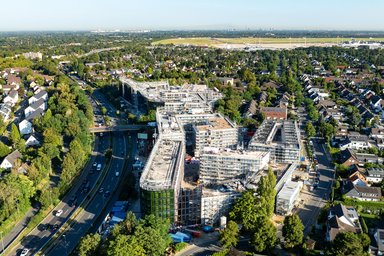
1 0 384 31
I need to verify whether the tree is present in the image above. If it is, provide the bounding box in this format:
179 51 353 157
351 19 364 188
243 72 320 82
229 190 258 231
0 141 10 158
360 217 368 234
78 233 101 256
101 106 107 115
305 122 316 138
219 220 239 249
10 123 21 144
319 121 336 143
359 233 371 250
327 232 364 256
107 235 145 256
250 217 277 253
282 214 304 249
256 168 276 218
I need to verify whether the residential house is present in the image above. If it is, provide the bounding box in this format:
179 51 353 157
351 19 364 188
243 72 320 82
25 108 45 122
0 150 22 169
339 149 360 167
278 93 290 108
366 168 384 183
18 119 33 135
261 107 287 120
374 228 384 255
28 90 48 105
243 100 257 118
371 95 384 111
3 90 18 106
343 180 382 201
348 171 368 187
0 103 12 121
371 127 384 139
25 134 41 147
339 134 370 151
24 98 47 118
355 153 384 165
326 204 361 241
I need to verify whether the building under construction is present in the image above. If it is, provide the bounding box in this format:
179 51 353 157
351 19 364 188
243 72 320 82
248 120 301 163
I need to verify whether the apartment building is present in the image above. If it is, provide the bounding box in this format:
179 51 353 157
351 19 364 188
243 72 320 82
200 148 270 184
248 120 301 163
140 138 185 222
193 115 238 157
200 187 241 225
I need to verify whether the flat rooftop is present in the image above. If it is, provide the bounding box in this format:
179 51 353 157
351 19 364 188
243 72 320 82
277 180 302 200
140 139 184 191
195 116 235 131
202 148 269 159
120 77 222 105
249 120 300 147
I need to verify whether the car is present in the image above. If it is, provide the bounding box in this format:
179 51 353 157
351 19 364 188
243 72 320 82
93 162 97 168
53 224 59 230
55 209 63 217
99 187 104 193
96 164 102 171
20 248 29 256
38 224 47 231
104 191 111 198
115 171 120 177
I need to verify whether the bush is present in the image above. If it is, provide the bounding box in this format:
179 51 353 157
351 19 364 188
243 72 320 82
174 242 188 252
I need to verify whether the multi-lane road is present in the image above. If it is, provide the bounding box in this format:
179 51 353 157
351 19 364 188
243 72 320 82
43 132 134 255
8 134 110 256
4 74 138 256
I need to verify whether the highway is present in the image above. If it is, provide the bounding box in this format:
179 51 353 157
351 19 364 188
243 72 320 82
8 134 110 256
42 132 132 255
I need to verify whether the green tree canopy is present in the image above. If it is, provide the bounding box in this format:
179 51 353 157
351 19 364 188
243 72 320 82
282 214 304 249
219 220 239 249
77 233 101 256
327 232 364 256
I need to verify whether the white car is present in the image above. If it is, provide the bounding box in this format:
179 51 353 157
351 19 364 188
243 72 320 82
93 162 97 167
55 209 63 217
115 171 120 177
20 248 29 256
96 164 102 171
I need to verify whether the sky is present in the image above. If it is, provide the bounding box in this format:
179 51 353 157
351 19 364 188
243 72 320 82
1 0 384 31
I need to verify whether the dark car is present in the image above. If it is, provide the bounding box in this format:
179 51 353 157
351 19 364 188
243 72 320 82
103 191 111 198
53 224 59 230
38 224 47 231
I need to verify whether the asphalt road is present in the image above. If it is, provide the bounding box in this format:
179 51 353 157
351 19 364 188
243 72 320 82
43 132 130 255
297 137 335 235
9 135 110 256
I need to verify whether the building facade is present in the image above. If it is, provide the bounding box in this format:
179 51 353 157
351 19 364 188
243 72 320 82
248 120 301 163
200 148 270 184
140 139 185 221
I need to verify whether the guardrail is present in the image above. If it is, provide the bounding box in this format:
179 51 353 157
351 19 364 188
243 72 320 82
1 135 103 256
36 140 115 255
39 134 126 255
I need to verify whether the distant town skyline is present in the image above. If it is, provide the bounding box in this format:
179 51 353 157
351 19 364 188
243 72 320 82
1 0 384 31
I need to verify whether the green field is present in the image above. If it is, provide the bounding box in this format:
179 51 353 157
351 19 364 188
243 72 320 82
153 37 384 46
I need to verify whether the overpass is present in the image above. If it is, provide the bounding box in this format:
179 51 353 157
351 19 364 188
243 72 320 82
89 124 148 133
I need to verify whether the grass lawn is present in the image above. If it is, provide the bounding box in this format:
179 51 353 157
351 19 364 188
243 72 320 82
154 37 384 46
